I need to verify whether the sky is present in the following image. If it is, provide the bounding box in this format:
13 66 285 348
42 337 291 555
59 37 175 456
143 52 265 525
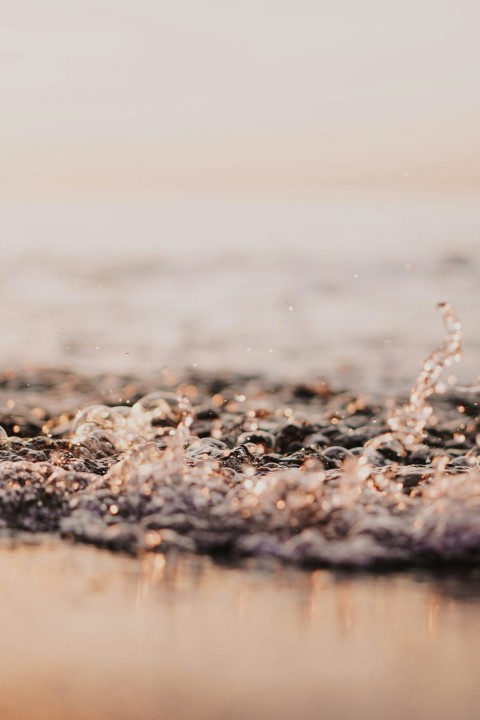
1 0 479 197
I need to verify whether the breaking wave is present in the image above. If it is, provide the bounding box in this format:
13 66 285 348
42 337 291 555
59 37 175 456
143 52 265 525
1 303 480 568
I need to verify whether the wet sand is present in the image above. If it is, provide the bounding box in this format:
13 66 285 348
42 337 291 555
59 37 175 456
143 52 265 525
1 539 480 720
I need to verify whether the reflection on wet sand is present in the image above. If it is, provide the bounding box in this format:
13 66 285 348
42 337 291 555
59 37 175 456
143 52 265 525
1 540 480 720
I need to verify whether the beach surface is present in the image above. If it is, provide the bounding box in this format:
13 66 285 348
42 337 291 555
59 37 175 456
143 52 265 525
1 192 480 719
1 540 480 720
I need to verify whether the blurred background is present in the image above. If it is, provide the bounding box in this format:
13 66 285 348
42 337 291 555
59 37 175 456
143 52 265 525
1 0 479 388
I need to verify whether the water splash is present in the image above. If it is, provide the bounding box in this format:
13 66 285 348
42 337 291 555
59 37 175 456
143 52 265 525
71 391 193 452
1 304 480 568
387 302 462 446
361 302 463 466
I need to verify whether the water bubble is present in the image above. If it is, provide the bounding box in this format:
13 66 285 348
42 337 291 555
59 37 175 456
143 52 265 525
186 437 228 461
133 391 193 436
71 405 143 451
72 405 128 432
73 425 118 454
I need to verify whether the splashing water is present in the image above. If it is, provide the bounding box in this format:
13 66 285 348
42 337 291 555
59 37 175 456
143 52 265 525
360 302 463 468
387 302 462 447
0 304 480 568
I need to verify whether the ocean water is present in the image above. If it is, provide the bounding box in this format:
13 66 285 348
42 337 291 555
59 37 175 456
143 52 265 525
1 192 479 388
1 191 480 719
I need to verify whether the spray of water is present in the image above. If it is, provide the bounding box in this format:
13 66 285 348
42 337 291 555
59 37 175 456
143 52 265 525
360 303 463 468
388 302 462 444
1 302 479 568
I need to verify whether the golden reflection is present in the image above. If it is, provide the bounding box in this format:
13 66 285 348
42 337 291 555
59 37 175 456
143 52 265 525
427 588 441 638
297 568 326 627
2 543 480 720
235 582 249 624
135 553 167 608
335 581 354 636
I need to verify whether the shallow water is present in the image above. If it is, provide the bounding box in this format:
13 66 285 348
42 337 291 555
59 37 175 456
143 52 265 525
1 355 480 568
2 192 480 388
2 192 480 717
1 540 480 720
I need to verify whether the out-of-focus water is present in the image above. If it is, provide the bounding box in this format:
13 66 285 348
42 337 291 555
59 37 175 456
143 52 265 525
1 191 480 720
1 192 479 390
1 540 480 720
